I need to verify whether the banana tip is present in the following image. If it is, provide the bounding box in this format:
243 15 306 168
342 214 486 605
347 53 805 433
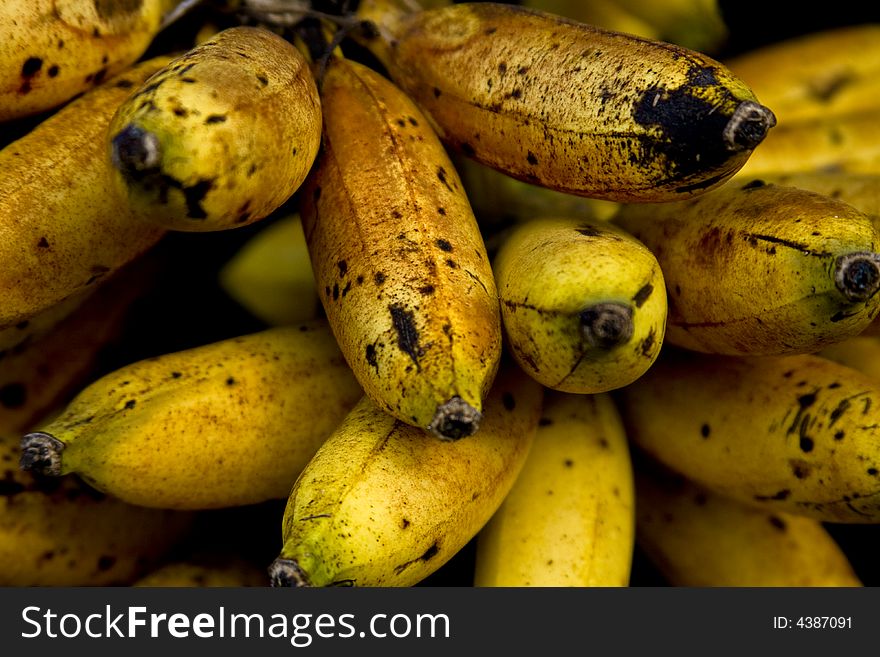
835 253 880 302
723 100 776 152
428 396 481 440
111 123 161 175
268 558 311 587
19 432 65 477
580 302 634 348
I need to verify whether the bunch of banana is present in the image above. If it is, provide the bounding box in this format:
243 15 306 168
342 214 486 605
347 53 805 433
0 434 194 586
354 0 775 202
615 348 880 523
268 361 543 587
612 179 880 356
107 25 322 232
634 458 862 587
493 216 666 393
19 320 364 510
0 56 171 334
474 391 635 587
0 0 180 121
299 53 501 441
218 212 320 326
0 253 163 435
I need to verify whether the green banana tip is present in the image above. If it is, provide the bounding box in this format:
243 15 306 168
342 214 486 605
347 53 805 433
723 100 777 152
19 431 65 477
580 302 634 349
268 557 311 587
834 253 880 303
427 396 482 441
111 123 161 176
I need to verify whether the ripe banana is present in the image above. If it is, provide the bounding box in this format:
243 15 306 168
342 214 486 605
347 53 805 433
107 25 322 232
133 557 268 587
615 348 880 523
0 56 170 333
268 362 543 587
299 54 501 440
634 459 863 586
725 24 880 126
473 391 634 587
735 109 880 178
0 0 178 121
612 179 880 355
0 433 193 586
354 0 775 202
608 0 728 54
0 254 162 435
218 213 320 326
19 320 364 510
493 216 666 392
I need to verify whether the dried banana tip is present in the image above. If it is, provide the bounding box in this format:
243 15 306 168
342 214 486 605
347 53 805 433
268 557 311 587
111 123 161 175
723 100 777 152
835 253 880 302
428 396 481 440
580 302 634 348
19 431 65 476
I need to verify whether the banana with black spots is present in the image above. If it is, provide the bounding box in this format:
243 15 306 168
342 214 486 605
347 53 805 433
613 179 880 355
300 54 501 440
354 0 775 202
493 216 666 393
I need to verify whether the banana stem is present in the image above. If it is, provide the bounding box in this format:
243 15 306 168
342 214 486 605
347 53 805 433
427 396 482 441
111 124 162 177
723 101 777 152
834 253 880 302
580 302 634 348
19 432 65 477
268 558 311 587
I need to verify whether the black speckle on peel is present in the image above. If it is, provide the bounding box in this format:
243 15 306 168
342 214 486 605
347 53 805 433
124 400 136 410
96 555 116 572
256 74 269 86
183 179 214 219
538 417 553 426
205 114 227 124
741 179 766 190
421 543 439 560
37 237 49 249
768 516 787 531
526 151 538 165
0 383 26 409
389 304 422 368
21 57 42 77
797 392 817 409
436 166 453 191
700 423 710 438
502 393 515 411
374 272 385 285
639 328 656 357
48 65 59 78
337 260 348 276
834 430 845 441
114 79 135 89
754 489 791 501
226 377 236 386
445 259 458 269
632 283 653 308
868 467 878 476
436 239 453 252
365 344 379 372
170 371 182 379
433 87 442 98
418 284 435 296
576 225 601 237
332 283 339 301
401 518 410 529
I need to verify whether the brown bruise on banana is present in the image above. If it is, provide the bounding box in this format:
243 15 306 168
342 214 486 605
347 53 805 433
613 181 880 356
300 57 501 440
361 2 774 202
0 0 167 121
108 26 321 231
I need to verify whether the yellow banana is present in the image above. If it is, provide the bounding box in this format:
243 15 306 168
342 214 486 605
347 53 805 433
493 216 666 393
0 434 194 586
19 320 364 510
268 361 543 587
299 54 501 440
612 179 880 355
634 459 863 587
609 0 728 54
615 348 880 523
107 25 322 232
725 24 880 126
0 254 162 435
735 109 880 178
218 213 320 326
0 56 170 333
354 0 775 202
0 0 178 122
735 171 880 218
133 556 268 587
474 391 634 587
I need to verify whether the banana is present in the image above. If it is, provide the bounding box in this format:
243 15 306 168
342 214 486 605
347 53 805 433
218 212 320 326
354 0 775 202
133 556 268 587
0 434 193 586
268 361 543 587
522 0 661 42
0 56 170 333
0 288 94 354
735 171 880 218
818 335 880 382
725 24 880 126
735 109 880 178
107 25 322 232
19 320 364 510
0 253 162 435
299 54 501 440
612 179 880 355
615 348 880 523
634 459 863 586
473 391 634 587
0 0 178 122
493 216 666 393
612 0 728 54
